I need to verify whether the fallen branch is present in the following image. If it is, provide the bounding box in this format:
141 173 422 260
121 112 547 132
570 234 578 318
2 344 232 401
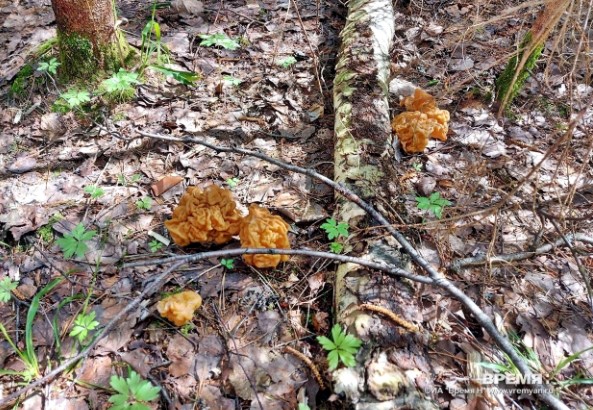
136 129 569 410
123 247 433 284
451 233 593 272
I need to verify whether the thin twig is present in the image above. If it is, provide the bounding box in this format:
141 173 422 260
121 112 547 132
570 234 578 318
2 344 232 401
0 261 185 409
283 346 325 390
450 233 593 272
123 247 433 285
136 129 570 410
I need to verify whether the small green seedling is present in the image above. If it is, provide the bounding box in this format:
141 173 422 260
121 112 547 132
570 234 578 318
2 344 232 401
99 68 141 102
108 369 161 410
426 79 440 87
225 177 240 189
220 258 235 269
149 239 163 253
329 242 344 254
136 197 152 211
320 218 349 240
199 33 240 50
278 56 297 68
37 57 60 76
56 223 97 259
416 192 451 219
38 213 63 243
69 310 99 344
58 88 91 110
0 278 18 303
411 161 423 172
298 404 311 410
84 185 105 199
223 75 242 86
151 65 200 86
317 324 362 370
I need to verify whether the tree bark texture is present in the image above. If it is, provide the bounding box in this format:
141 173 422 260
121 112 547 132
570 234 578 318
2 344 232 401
51 0 128 78
332 0 438 408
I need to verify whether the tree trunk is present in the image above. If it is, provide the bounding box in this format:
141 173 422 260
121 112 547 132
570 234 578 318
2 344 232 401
51 0 129 79
332 0 438 408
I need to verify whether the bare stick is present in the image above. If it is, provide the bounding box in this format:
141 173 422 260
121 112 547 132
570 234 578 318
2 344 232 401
136 129 569 410
451 233 593 272
0 261 186 409
123 247 434 285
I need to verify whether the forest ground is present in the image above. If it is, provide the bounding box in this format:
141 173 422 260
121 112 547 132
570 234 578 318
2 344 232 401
0 0 592 409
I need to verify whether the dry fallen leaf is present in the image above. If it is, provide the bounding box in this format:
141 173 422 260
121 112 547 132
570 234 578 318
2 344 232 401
151 175 183 196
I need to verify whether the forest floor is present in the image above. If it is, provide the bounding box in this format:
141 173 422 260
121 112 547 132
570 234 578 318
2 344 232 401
0 0 592 409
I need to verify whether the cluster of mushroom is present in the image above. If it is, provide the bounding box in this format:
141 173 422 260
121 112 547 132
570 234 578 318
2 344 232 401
391 88 450 153
158 185 291 326
164 185 291 269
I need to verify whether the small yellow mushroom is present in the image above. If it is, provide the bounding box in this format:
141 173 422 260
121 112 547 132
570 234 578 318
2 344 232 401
156 290 202 326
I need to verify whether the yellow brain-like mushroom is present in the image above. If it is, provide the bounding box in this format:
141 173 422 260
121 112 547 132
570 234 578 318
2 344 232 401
157 291 202 326
239 204 290 268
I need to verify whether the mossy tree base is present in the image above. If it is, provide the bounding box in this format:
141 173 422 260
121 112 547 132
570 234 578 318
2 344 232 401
51 0 131 80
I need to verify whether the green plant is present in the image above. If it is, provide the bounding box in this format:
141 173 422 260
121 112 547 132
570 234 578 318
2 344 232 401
317 324 362 370
411 161 423 172
329 242 344 254
109 369 161 410
69 310 99 344
10 64 34 98
0 278 18 303
199 33 240 50
223 75 242 86
148 239 163 253
220 258 235 269
56 223 97 259
298 404 311 410
426 79 440 87
278 56 297 68
136 197 152 211
415 192 452 219
140 12 167 68
84 184 105 199
180 323 194 336
99 69 141 102
0 278 63 382
151 65 200 85
320 218 349 240
54 88 91 112
37 57 60 76
38 213 63 243
225 177 240 189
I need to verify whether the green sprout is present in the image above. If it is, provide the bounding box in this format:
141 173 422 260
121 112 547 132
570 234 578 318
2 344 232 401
37 57 60 76
329 242 344 254
69 310 99 344
320 218 349 240
198 33 240 50
136 197 152 211
108 369 161 410
225 177 240 189
56 223 97 259
0 278 18 303
278 56 297 68
84 185 105 199
223 75 242 86
57 88 91 110
317 324 362 370
149 239 164 253
99 68 141 102
415 192 452 219
220 258 235 269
